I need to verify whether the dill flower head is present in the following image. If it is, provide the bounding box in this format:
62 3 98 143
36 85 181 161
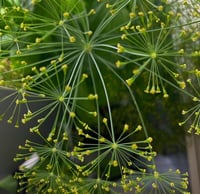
123 169 190 194
117 0 199 97
180 71 200 134
0 0 196 193
15 137 78 194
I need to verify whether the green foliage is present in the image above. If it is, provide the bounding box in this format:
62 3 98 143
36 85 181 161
0 0 200 193
0 175 18 193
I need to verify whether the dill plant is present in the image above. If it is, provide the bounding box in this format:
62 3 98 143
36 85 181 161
0 0 199 193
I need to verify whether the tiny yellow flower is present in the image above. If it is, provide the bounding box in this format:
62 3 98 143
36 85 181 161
63 12 70 18
35 37 41 43
69 36 76 43
147 137 153 143
152 182 158 188
86 30 93 36
126 77 134 86
178 81 186 89
39 66 46 72
69 112 76 118
88 94 98 100
121 34 127 40
117 43 125 53
88 9 96 15
182 110 187 115
136 125 142 131
157 5 163 11
129 12 136 19
138 12 144 17
123 124 129 132
115 60 122 68
103 118 107 124
193 97 199 101
131 143 138 150
154 171 159 178
112 160 118 167
99 137 106 143
178 49 184 54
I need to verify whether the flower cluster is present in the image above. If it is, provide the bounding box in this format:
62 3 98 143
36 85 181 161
116 0 199 97
179 70 200 134
122 168 189 193
0 0 196 193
